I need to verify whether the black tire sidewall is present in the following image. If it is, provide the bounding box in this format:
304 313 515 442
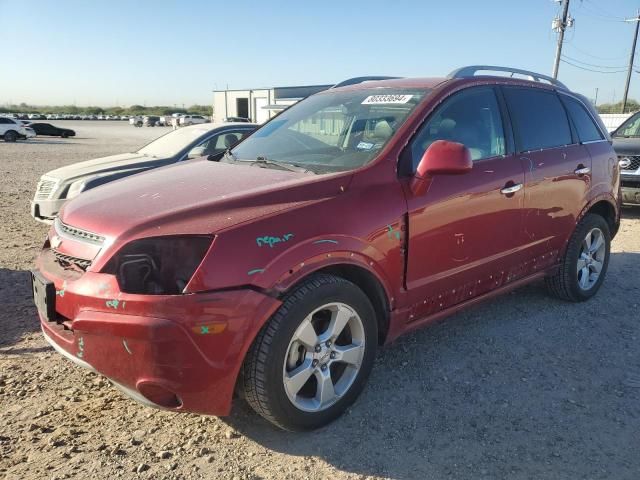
261 278 377 430
4 131 17 142
566 214 611 301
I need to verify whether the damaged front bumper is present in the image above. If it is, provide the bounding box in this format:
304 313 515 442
36 262 282 416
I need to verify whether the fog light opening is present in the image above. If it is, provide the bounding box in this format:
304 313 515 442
137 382 182 409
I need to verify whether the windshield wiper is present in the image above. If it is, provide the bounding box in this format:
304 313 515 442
237 156 314 174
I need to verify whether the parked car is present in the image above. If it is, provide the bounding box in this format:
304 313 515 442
179 115 207 126
32 66 620 431
129 116 143 127
30 122 256 222
143 115 160 127
1 116 35 141
610 111 640 205
28 123 76 138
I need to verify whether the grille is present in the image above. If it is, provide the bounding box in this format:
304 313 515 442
35 178 58 200
55 218 106 245
52 250 92 271
620 155 640 171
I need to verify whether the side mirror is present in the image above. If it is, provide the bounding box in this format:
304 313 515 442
410 140 472 196
187 145 206 159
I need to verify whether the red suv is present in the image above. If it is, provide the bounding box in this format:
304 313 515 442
32 66 621 430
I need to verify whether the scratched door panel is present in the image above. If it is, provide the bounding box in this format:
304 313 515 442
405 154 525 319
520 143 591 262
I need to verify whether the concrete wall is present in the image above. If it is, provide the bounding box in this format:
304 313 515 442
212 89 271 123
600 113 633 132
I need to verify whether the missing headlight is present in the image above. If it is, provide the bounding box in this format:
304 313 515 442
103 236 213 295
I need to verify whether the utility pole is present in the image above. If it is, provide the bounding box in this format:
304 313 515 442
622 11 640 114
552 0 572 79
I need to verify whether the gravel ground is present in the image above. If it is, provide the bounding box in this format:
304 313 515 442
1 122 639 480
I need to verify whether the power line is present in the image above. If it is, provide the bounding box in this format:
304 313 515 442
581 0 627 21
560 54 626 69
565 42 629 61
560 58 628 73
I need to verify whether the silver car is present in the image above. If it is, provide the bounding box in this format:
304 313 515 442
31 122 256 223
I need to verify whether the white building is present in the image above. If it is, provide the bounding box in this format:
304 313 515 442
212 84 333 124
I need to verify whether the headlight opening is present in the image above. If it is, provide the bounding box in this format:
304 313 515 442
103 236 213 295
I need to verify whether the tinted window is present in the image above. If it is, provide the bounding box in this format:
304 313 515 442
614 112 640 137
0 118 9 124
562 96 603 142
404 87 505 173
503 87 572 151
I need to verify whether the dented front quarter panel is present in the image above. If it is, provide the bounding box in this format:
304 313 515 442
185 167 409 311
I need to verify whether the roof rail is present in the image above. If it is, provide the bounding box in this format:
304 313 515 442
447 65 567 89
331 76 402 89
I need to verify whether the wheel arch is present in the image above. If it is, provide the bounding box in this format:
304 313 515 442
305 264 391 345
579 195 619 238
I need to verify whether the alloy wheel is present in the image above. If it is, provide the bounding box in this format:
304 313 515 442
577 227 606 290
282 302 365 412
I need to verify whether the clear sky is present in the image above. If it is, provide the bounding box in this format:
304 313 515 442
2 0 640 107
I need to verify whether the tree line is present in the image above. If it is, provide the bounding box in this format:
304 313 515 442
0 103 213 116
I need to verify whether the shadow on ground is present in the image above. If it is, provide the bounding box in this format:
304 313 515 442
621 205 640 219
221 252 640 479
0 268 39 349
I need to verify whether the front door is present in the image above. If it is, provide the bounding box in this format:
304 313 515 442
403 86 525 320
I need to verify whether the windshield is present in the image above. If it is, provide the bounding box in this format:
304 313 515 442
230 88 428 173
137 126 211 157
614 112 640 137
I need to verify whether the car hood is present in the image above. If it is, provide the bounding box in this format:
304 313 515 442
612 137 640 156
60 159 345 241
45 152 172 183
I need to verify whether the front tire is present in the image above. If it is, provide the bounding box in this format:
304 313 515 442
4 130 17 142
545 213 611 302
241 274 378 431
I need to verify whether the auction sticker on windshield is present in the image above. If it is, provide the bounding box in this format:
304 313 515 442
362 94 413 104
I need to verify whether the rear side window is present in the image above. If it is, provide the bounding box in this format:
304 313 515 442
561 95 603 142
503 87 572 151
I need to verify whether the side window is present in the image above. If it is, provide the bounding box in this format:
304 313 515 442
616 114 640 137
503 87 572 151
404 87 505 173
561 96 603 142
199 130 248 156
0 118 9 124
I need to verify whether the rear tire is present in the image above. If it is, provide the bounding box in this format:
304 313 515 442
4 130 17 142
545 213 611 302
241 274 378 431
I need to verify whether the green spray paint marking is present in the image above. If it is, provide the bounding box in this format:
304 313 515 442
313 239 339 245
106 299 119 309
387 225 401 241
247 268 265 276
256 233 294 248
56 281 67 297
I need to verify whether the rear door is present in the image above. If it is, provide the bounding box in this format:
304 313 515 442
502 86 592 265
403 86 526 319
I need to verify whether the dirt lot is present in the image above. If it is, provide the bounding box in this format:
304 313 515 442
1 122 639 480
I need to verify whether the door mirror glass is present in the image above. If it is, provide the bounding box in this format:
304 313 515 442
410 140 472 196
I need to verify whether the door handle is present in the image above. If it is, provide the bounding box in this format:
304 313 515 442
500 183 523 195
574 167 591 175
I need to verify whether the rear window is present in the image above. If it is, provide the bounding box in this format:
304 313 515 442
503 87 572 151
561 95 603 142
